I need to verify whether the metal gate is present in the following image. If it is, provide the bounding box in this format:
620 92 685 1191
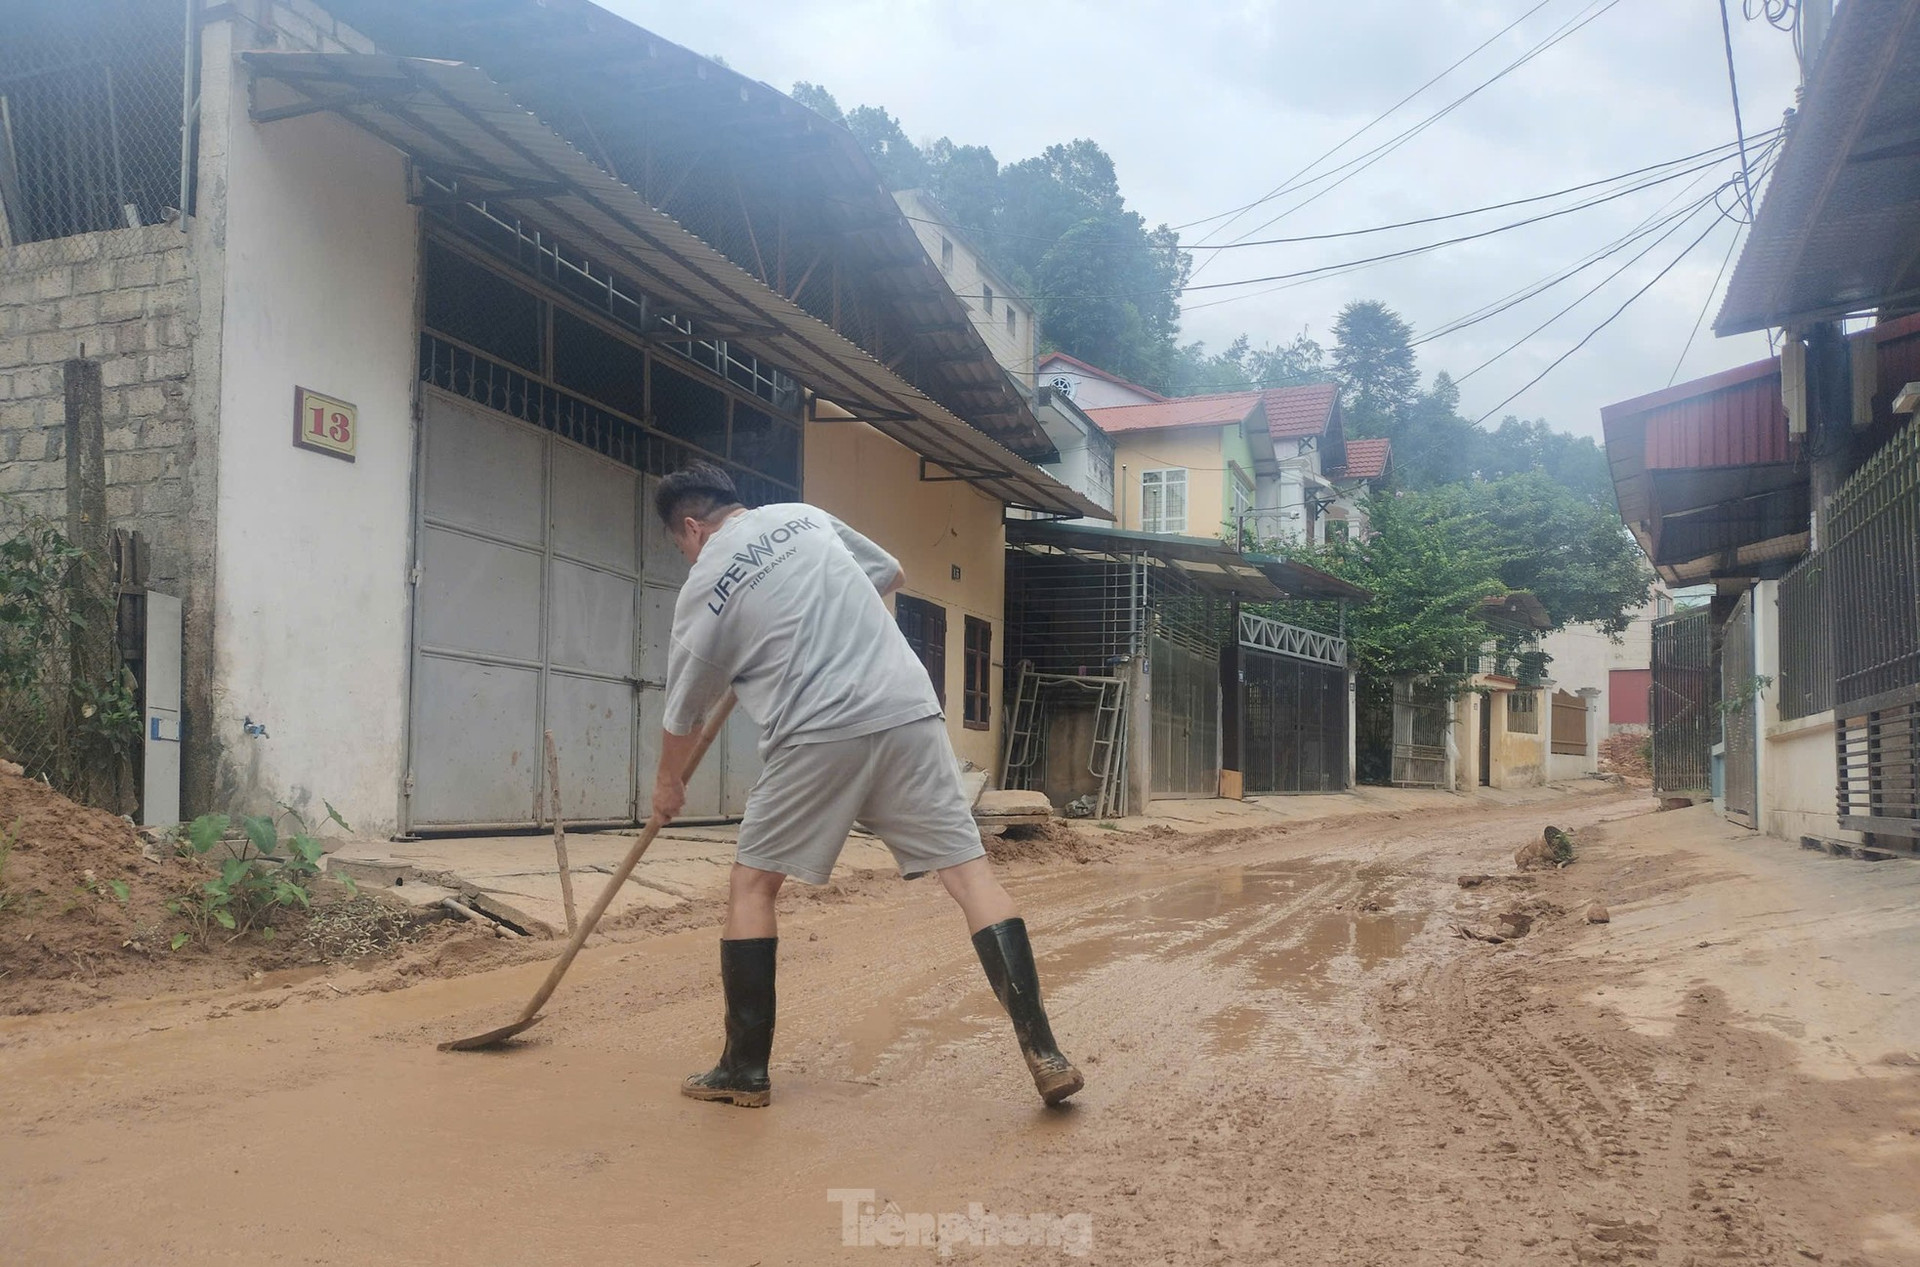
406 391 757 831
1243 651 1348 793
1391 679 1449 788
1150 635 1219 798
1650 606 1712 794
1722 590 1758 826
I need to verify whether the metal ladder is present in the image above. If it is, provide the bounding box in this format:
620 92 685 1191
1001 661 1046 789
1001 664 1130 819
1086 677 1129 819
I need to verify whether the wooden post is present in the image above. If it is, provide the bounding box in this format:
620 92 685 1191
544 730 578 935
64 357 128 810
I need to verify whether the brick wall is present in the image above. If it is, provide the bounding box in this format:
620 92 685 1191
0 224 196 590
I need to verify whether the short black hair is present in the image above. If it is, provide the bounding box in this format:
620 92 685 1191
655 460 743 530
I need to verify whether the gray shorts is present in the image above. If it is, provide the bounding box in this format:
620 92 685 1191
736 716 987 885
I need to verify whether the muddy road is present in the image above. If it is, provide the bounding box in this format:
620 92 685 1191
4 790 1917 1264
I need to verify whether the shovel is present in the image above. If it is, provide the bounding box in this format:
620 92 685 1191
439 696 737 1051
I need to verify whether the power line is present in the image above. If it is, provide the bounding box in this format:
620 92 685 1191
888 132 1772 271
1415 133 1779 346
939 152 1755 305
1469 215 1727 424
1717 0 1761 223
1454 188 1728 383
1209 0 1628 260
1175 0 1562 241
1668 219 1747 385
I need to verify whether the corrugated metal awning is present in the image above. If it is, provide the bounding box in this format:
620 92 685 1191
1715 0 1920 334
1006 520 1370 603
242 51 1104 520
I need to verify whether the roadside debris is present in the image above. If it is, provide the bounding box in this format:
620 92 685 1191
1585 903 1611 924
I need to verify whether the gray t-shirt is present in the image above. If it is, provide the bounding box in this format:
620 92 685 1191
664 503 943 753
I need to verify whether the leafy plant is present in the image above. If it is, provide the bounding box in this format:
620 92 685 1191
1717 674 1774 717
167 800 356 949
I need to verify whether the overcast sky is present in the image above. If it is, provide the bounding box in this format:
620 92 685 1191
606 0 1801 439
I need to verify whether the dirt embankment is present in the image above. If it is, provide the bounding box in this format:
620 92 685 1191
0 773 452 1014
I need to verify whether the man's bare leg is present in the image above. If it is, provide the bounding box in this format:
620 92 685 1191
724 862 786 938
935 855 1017 932
940 856 1084 1105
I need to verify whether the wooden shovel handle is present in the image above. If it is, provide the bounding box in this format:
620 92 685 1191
513 696 737 1023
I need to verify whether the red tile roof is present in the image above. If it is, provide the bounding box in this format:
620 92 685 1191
1037 351 1166 402
1262 382 1340 439
1338 437 1392 481
1085 390 1263 434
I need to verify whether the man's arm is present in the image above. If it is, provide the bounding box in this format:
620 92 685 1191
651 725 703 823
656 636 730 820
827 514 905 595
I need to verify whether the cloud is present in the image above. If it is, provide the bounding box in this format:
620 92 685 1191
604 0 1801 436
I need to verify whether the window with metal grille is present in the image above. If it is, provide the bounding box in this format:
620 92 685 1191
896 596 946 708
420 216 802 503
1141 469 1187 534
963 616 991 730
1006 308 1016 339
982 284 994 315
1507 690 1539 734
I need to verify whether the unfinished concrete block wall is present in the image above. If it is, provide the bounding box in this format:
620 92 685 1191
0 225 197 591
258 0 378 54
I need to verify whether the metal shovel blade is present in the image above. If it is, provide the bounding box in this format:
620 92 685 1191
437 1013 545 1052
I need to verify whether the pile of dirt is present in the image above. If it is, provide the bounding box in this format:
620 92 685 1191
985 820 1116 866
0 772 445 1013
1599 732 1653 782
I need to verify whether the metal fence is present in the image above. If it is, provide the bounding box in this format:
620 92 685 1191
1827 418 1920 713
1827 418 1920 840
1651 606 1713 794
1777 551 1833 720
0 0 187 257
1390 678 1449 788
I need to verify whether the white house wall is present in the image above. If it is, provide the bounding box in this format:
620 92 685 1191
211 87 419 833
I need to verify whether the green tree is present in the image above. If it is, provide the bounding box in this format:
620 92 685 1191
1385 372 1482 487
1424 473 1652 636
1475 415 1613 504
844 105 925 189
1283 489 1506 689
790 81 845 126
1167 330 1328 396
1332 300 1419 431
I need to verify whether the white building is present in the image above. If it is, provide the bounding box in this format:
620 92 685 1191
893 189 1036 386
0 0 1093 835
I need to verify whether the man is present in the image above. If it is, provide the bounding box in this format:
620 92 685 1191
652 461 1083 1109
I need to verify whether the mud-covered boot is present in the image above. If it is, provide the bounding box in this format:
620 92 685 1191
681 937 776 1108
972 918 1084 1105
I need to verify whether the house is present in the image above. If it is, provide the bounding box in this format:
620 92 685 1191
0 0 1099 834
892 189 1037 389
887 195 1115 521
1085 383 1388 547
1036 351 1163 409
1606 0 1920 853
1443 595 1556 792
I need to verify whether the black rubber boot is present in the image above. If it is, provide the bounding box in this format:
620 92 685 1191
681 937 776 1108
972 918 1084 1105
